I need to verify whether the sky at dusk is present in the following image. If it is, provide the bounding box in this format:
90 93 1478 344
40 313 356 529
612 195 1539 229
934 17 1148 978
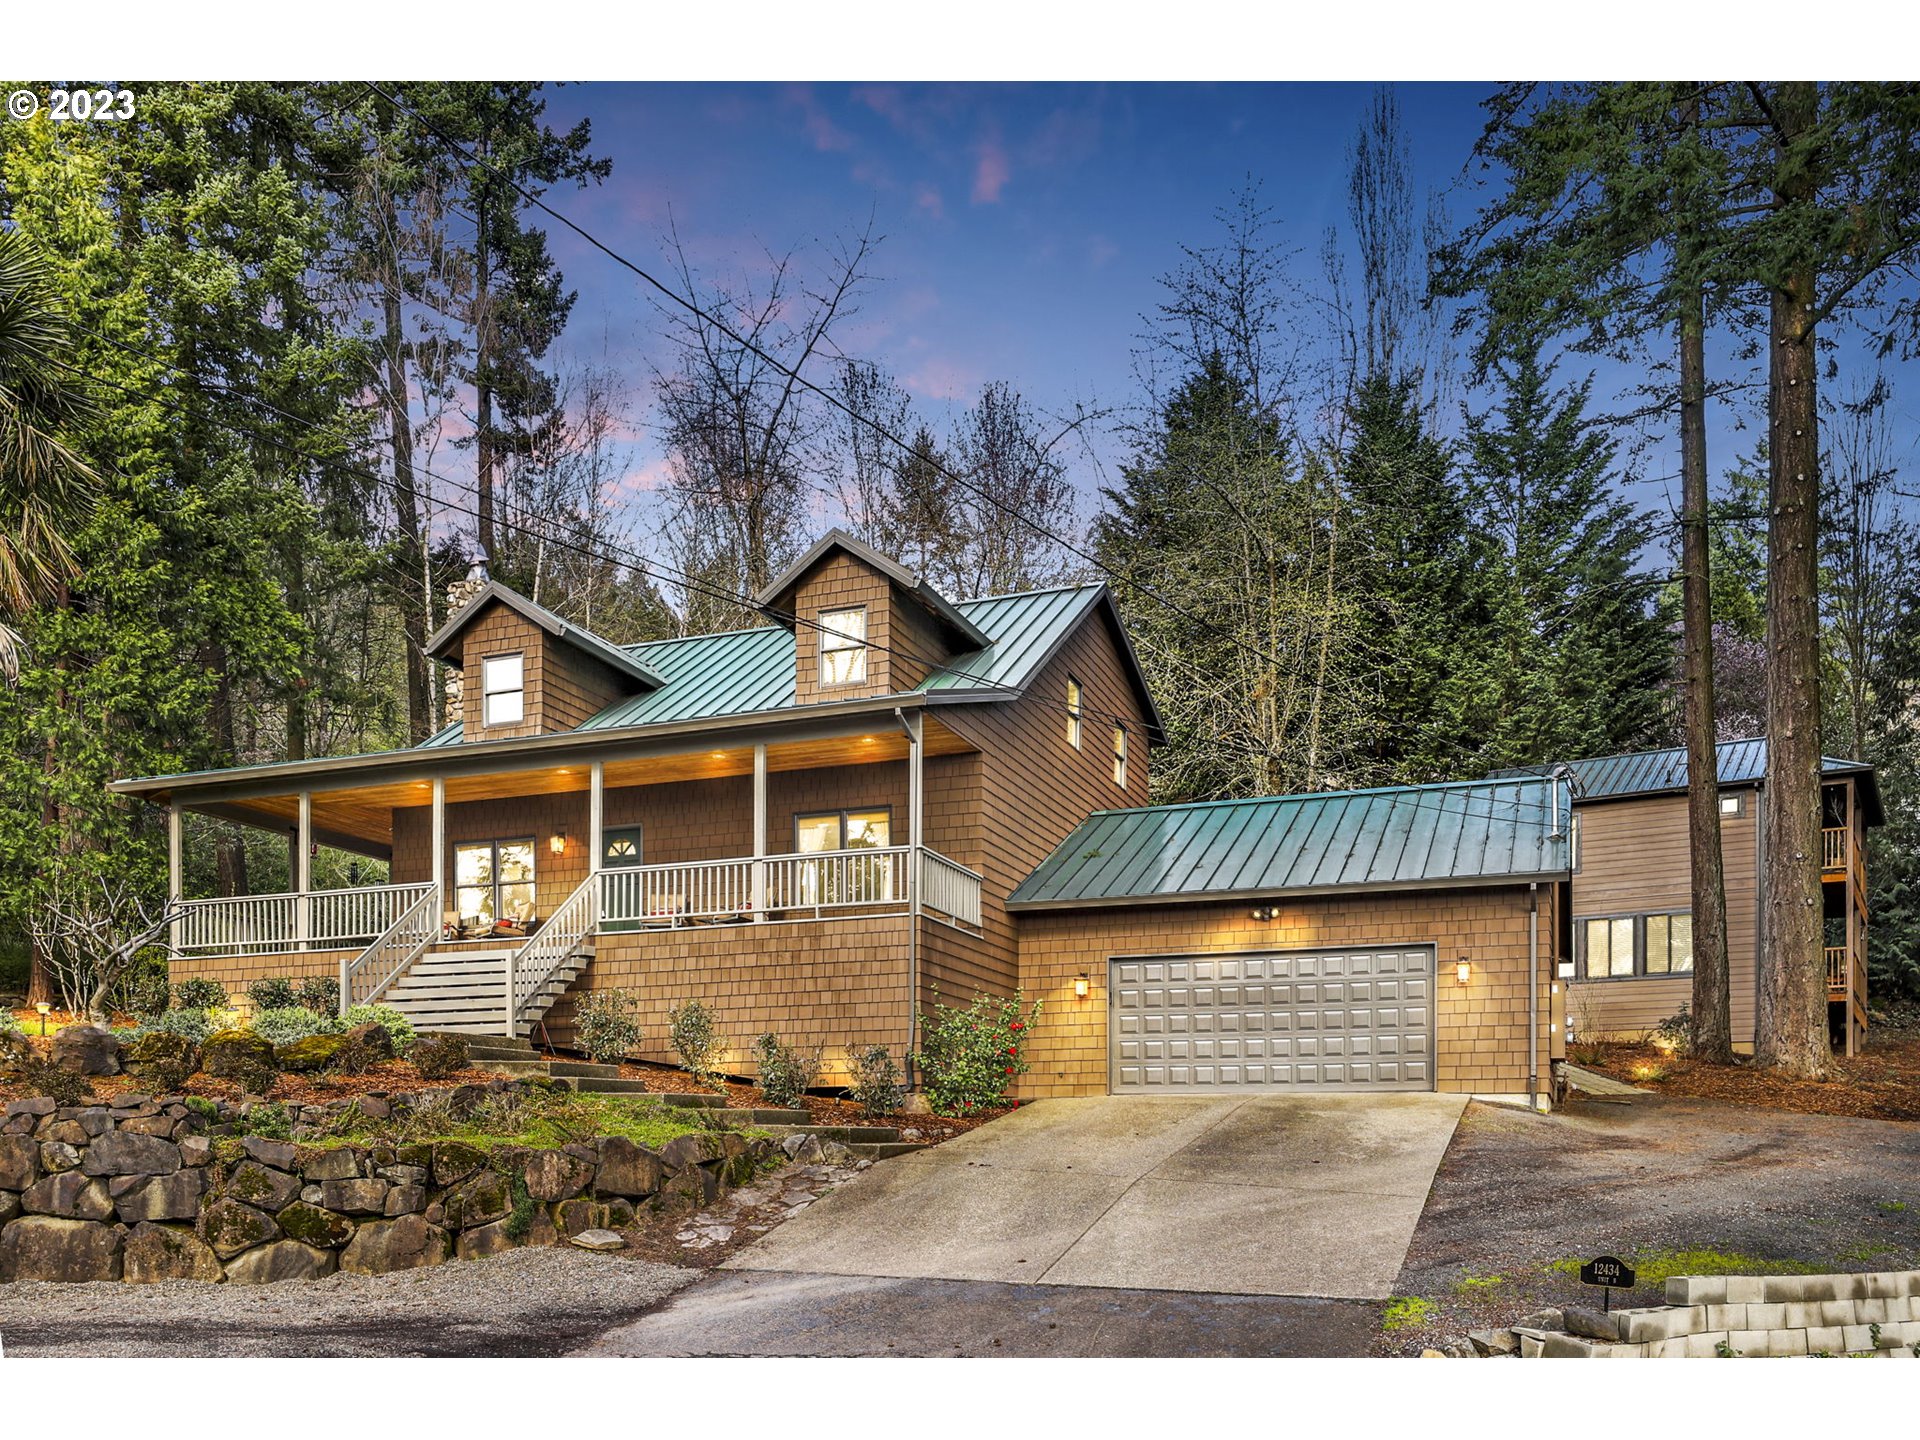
522 81 1917 548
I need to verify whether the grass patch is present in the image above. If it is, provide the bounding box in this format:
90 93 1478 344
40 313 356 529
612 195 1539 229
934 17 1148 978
1839 1242 1896 1264
1452 1271 1506 1294
1545 1249 1823 1285
1880 1201 1909 1214
1382 1296 1436 1331
311 1088 758 1153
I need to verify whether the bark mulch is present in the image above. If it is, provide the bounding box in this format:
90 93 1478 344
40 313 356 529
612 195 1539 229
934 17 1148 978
1577 1016 1920 1123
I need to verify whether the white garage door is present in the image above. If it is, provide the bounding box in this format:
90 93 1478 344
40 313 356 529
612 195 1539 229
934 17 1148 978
1109 948 1434 1092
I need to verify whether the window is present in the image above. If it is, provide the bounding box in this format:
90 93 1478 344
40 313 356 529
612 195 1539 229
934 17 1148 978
794 809 893 904
1578 911 1694 980
795 808 891 852
1112 724 1128 787
1066 676 1083 749
1718 791 1746 818
454 838 535 926
818 607 868 686
482 653 524 727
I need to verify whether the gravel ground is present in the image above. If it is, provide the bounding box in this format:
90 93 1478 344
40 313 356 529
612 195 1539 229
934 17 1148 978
1378 1094 1920 1353
0 1247 699 1357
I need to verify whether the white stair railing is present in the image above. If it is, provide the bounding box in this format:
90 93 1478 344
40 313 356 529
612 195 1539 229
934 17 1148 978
507 872 600 1034
340 886 441 1012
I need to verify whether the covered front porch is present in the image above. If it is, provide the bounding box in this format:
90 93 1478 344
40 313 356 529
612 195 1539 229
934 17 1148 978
133 705 985 1035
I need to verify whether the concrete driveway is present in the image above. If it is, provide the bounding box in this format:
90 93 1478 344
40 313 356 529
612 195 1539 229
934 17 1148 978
726 1092 1467 1300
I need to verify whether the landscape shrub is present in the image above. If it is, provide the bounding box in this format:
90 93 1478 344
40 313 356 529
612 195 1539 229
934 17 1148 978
18 1054 87 1106
411 1033 470 1080
251 1006 339 1048
296 975 341 1014
750 1032 822 1109
173 977 229 1010
668 998 724 1088
576 988 642 1064
124 1030 201 1091
329 1030 384 1076
183 1095 220 1123
245 976 300 1012
1653 1003 1693 1055
239 1100 292 1138
846 1042 906 1117
235 1060 280 1097
145 1007 215 1044
0 1009 19 1036
340 1004 414 1054
915 989 1042 1117
123 965 173 1021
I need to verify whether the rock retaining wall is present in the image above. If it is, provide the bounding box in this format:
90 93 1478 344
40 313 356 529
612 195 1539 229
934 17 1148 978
1514 1271 1920 1358
0 1084 771 1285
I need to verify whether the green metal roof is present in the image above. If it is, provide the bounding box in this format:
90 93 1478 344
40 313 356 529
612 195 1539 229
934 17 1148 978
1492 738 1883 827
1008 775 1573 909
918 585 1100 694
581 625 797 730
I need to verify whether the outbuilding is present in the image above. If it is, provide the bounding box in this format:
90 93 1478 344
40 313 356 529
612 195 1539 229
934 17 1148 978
1009 775 1572 1109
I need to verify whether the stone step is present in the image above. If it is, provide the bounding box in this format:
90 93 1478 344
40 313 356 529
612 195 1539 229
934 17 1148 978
850 1141 930 1160
758 1123 902 1144
737 1108 813 1125
655 1091 728 1108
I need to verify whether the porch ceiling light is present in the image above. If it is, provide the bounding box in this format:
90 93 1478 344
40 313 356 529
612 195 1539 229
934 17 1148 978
1455 956 1472 986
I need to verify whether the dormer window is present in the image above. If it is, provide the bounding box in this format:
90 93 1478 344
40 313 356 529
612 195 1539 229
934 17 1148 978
482 653 524 727
819 607 868 686
1066 676 1083 749
1112 723 1129 787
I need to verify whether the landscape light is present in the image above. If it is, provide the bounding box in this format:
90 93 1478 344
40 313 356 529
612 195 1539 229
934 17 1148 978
35 1000 51 1035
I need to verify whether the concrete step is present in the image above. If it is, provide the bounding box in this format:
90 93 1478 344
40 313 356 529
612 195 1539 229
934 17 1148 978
737 1108 812 1125
849 1141 930 1160
758 1123 902 1144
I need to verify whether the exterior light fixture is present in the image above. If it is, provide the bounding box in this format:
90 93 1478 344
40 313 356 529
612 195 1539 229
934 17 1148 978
35 1000 51 1036
1074 975 1090 1000
861 736 876 745
1455 957 1472 986
550 832 569 856
1251 905 1278 921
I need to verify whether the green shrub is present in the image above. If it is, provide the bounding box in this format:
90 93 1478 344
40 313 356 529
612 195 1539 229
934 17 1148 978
751 1032 821 1109
122 965 173 1021
411 1033 470 1080
846 1043 905 1118
252 1006 338 1047
329 1030 385 1076
576 989 642 1064
340 1004 414 1054
1653 1003 1692 1055
296 975 340 1014
915 990 1041 1117
0 1009 18 1036
183 1095 220 1123
145 1007 215 1044
240 1100 292 1139
124 1030 201 1092
668 999 724 1088
246 977 300 1012
234 1061 279 1098
18 1054 87 1106
173 978 229 1010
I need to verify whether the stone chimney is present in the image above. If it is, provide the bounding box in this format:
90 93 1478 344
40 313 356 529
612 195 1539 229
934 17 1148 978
440 562 490 727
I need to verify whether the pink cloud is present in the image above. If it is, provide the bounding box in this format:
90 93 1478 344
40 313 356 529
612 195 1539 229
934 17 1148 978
915 183 945 220
971 134 1010 204
903 353 982 403
785 85 852 153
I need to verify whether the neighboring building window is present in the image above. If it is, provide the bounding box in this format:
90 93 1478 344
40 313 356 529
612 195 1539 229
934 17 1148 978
1718 791 1746 818
1066 676 1083 749
1577 912 1695 980
482 653 524 727
1112 724 1128 787
818 607 868 686
454 838 535 926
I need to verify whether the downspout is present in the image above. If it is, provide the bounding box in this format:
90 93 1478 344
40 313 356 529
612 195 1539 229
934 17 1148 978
894 707 920 1088
1528 882 1540 1113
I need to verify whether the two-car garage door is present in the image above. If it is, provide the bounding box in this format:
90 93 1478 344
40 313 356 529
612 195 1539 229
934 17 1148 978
1109 948 1434 1092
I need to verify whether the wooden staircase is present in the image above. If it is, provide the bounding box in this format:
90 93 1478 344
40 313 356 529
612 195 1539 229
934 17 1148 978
381 944 591 1038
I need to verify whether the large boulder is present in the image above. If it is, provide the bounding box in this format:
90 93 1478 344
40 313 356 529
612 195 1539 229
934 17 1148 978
431 1140 485 1187
123 1031 201 1086
524 1148 595 1203
202 1029 276 1079
554 1197 635 1238
275 1034 344 1074
0 1133 38 1191
454 1211 554 1262
81 1129 181 1178
659 1132 729 1173
439 1170 510 1229
0 1215 123 1282
49 1024 123 1076
226 1160 303 1211
342 1021 394 1062
339 1215 450 1275
122 1222 225 1284
0 1029 33 1076
224 1239 335 1284
301 1148 360 1181
594 1136 664 1198
198 1197 282 1259
241 1135 298 1171
275 1201 355 1249
318 1177 391 1215
20 1171 114 1221
110 1169 208 1223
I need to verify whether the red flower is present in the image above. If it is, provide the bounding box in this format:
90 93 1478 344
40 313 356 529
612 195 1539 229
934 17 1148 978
1010 1022 1023 1032
1006 1046 1016 1056
1004 1066 1013 1074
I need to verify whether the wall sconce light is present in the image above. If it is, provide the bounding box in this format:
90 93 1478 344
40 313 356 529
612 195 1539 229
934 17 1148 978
35 1000 51 1036
1251 905 1278 921
1455 956 1472 986
1073 975 1090 1000
550 832 569 856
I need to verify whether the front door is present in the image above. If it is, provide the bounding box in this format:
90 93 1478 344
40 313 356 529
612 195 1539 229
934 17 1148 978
600 826 645 931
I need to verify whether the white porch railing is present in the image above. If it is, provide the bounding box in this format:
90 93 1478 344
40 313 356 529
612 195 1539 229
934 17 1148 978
174 882 434 955
341 886 441 1010
597 845 980 929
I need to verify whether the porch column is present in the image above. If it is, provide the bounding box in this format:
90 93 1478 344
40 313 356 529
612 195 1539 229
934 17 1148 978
167 803 184 953
751 743 768 920
904 711 924 1073
431 777 447 928
588 761 605 872
295 792 313 950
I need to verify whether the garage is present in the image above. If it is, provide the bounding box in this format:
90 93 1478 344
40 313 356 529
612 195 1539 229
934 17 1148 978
1109 948 1434 1092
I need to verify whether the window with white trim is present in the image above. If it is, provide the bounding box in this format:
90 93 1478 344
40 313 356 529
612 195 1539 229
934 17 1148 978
818 607 868 686
1066 676 1083 749
1112 724 1128 787
482 653 524 727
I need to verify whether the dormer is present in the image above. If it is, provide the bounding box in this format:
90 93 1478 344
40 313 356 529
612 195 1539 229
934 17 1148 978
426 581 664 742
755 530 990 704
